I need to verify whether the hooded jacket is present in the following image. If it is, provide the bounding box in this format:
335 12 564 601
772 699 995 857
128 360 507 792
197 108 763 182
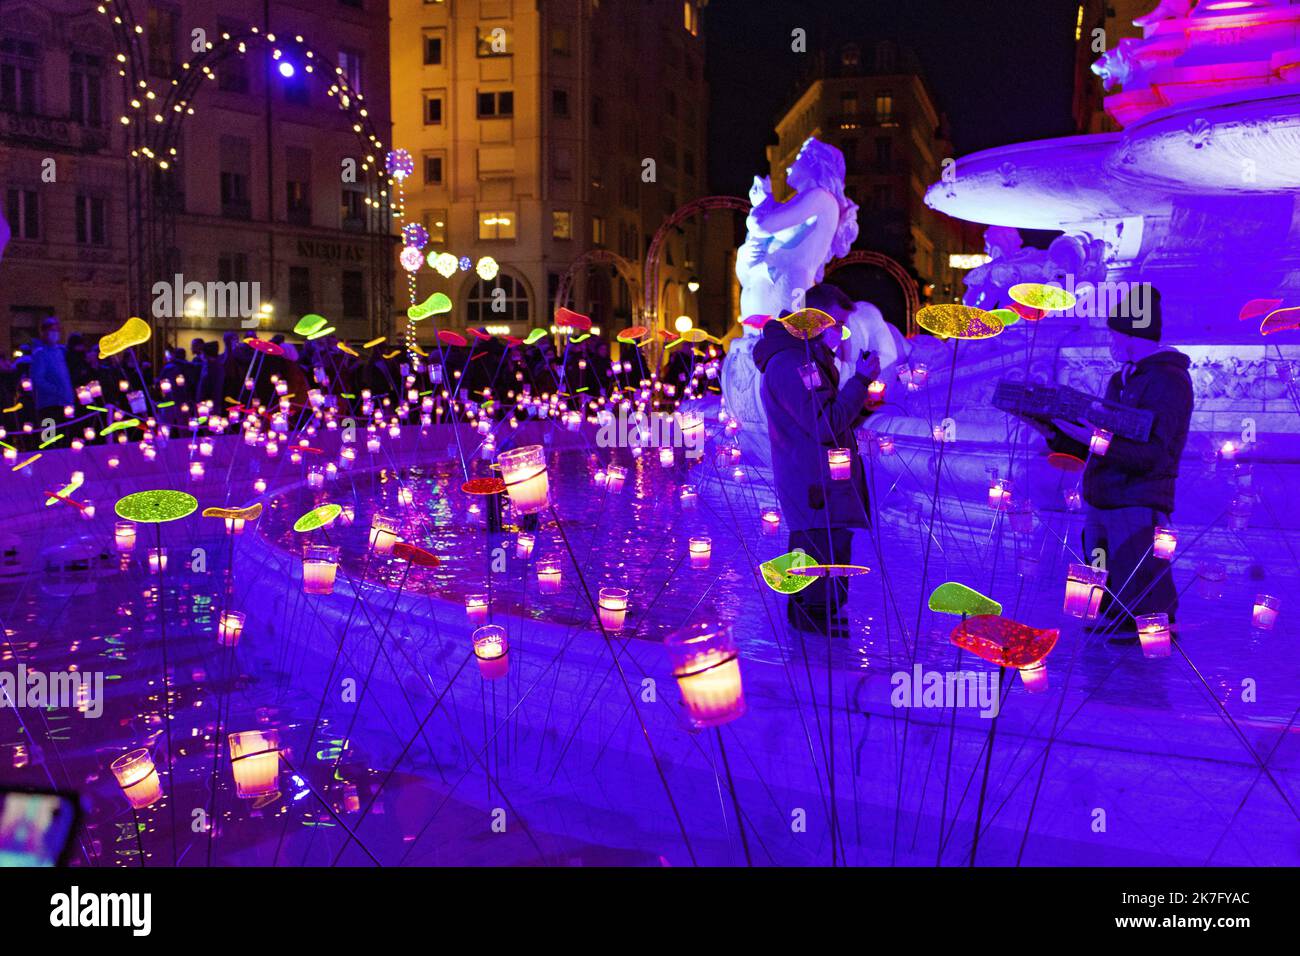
753 321 872 531
1048 349 1193 513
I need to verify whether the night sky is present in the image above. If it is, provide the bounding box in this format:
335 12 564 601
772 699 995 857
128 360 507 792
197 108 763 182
705 0 1082 194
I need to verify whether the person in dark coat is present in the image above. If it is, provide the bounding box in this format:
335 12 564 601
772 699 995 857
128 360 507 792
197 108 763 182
1033 285 1193 639
753 283 881 636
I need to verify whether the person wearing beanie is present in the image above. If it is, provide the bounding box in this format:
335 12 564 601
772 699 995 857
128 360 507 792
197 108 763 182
1032 284 1193 640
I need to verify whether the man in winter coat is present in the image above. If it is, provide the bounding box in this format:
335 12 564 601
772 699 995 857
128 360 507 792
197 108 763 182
1033 286 1193 639
753 283 881 637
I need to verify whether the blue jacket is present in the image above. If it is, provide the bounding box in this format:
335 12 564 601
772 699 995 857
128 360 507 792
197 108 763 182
27 341 75 410
754 322 872 532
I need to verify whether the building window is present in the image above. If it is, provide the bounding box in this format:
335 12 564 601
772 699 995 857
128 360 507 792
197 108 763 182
341 185 367 230
476 90 513 118
552 210 572 240
338 49 364 97
591 96 604 129
6 188 38 240
467 271 529 325
424 93 443 125
0 38 39 115
286 179 310 224
147 6 178 78
683 1 699 36
476 26 511 57
477 210 516 241
282 67 310 106
424 154 444 185
423 210 447 245
683 150 695 178
875 136 891 171
220 136 252 220
873 184 892 209
218 252 249 283
75 195 107 245
289 266 312 316
423 33 443 65
551 88 569 117
69 52 103 127
342 270 365 320
875 92 894 124
551 28 570 56
216 22 250 93
841 91 859 115
592 216 607 246
552 147 573 181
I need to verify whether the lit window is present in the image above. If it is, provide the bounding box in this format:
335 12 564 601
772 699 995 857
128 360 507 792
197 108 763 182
683 1 699 36
875 92 894 124
478 210 516 241
467 271 530 324
592 216 607 246
552 210 572 240
423 210 447 245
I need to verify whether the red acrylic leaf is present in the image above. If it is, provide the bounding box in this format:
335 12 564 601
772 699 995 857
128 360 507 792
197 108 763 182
392 542 441 567
949 614 1059 668
555 307 592 330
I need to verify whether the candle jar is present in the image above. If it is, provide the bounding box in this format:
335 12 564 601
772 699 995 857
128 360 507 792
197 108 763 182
1063 563 1108 620
659 446 675 468
1064 487 1083 512
515 532 535 560
664 623 746 728
465 594 489 627
680 485 698 510
228 729 281 798
302 545 340 595
1008 499 1034 535
498 445 550 514
1195 561 1226 601
867 380 886 406
605 465 627 494
988 478 1012 511
827 448 852 480
224 516 246 536
1252 594 1280 630
1153 527 1177 560
147 548 168 573
761 509 781 535
876 434 896 456
189 461 205 482
598 587 629 633
1136 612 1171 659
1089 428 1112 456
537 558 563 595
115 521 137 553
111 748 163 810
689 536 712 570
218 610 246 647
1228 496 1253 531
369 514 399 555
472 624 509 680
1018 661 1049 693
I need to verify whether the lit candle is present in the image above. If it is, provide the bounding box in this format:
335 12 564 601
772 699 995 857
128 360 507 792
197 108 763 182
1064 487 1082 511
115 521 137 553
1136 612 1171 659
606 465 627 494
689 536 712 570
876 434 896 456
680 484 698 510
988 478 1012 510
472 624 509 680
1152 527 1177 560
302 545 340 595
665 623 746 728
1063 563 1107 620
218 610 246 647
228 729 281 798
1089 428 1112 456
1219 440 1238 461
111 748 163 810
659 446 675 468
189 461 205 481
225 517 246 536
537 558 563 594
1018 660 1049 693
827 448 851 481
1252 593 1280 630
465 594 489 627
515 532 535 560
148 548 167 573
678 410 704 450
867 380 886 405
369 514 399 555
761 509 781 534
598 587 629 633
308 469 325 490
498 445 550 514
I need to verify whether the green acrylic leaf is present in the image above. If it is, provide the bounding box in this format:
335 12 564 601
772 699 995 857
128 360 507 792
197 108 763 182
523 328 548 345
928 582 1002 618
408 292 453 321
293 503 342 533
100 418 141 436
759 550 820 594
294 313 329 336
988 308 1020 327
114 490 198 524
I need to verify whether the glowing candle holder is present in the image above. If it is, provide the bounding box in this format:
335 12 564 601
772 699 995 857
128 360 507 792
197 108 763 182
679 409 704 450
1153 527 1177 560
218 610 246 648
111 748 163 810
867 380 886 405
189 461 205 482
1089 428 1112 456
1008 499 1034 535
665 623 746 728
1196 561 1226 601
1063 563 1107 620
466 594 489 627
689 536 712 570
1136 612 1171 659
659 446 675 468
147 548 168 573
515 532 535 560
115 521 137 553
537 558 563 594
598 587 629 633
761 509 781 534
472 624 509 680
1252 594 1280 630
1228 496 1253 531
498 445 550 515
876 434 896 456
680 485 698 510
1064 487 1082 512
302 544 340 595
225 516 246 536
228 729 281 798
606 465 627 494
988 478 1012 511
1018 660 1049 694
827 448 851 480
369 514 399 555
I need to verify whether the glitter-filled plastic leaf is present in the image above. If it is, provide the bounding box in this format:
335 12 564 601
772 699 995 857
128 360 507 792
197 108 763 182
1047 451 1086 473
780 308 837 340
1009 283 1076 313
306 325 335 341
555 307 592 331
461 477 506 495
1239 298 1282 322
618 325 649 342
438 330 468 347
928 581 1002 617
988 308 1020 327
99 316 152 359
741 314 774 329
760 550 820 594
408 292 453 321
523 328 548 345
115 490 198 524
100 418 141 436
1009 301 1046 322
293 504 342 533
786 564 870 578
393 542 441 567
202 503 264 522
293 313 329 337
1260 306 1300 336
246 338 285 357
914 305 1002 340
949 614 1059 668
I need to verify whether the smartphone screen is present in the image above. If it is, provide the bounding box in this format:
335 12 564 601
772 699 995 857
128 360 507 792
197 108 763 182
0 789 80 867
